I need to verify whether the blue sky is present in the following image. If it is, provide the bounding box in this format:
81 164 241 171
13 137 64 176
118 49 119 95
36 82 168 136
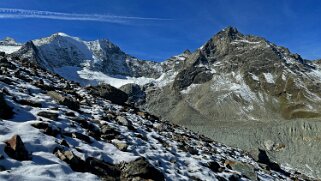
0 0 320 61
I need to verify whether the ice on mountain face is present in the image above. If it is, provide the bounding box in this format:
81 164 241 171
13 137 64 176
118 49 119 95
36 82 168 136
180 84 201 94
211 72 257 103
54 66 157 88
249 73 260 81
231 39 262 44
263 73 275 84
282 73 287 81
0 45 22 54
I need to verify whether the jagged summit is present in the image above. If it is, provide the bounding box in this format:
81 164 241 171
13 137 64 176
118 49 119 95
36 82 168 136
183 49 192 55
216 26 241 39
0 37 21 46
1 37 18 45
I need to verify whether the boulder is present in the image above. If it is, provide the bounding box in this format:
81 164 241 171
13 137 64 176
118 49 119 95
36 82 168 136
13 98 42 108
31 122 60 137
257 149 290 176
120 83 146 105
224 160 257 181
0 92 14 119
54 149 86 172
37 111 59 120
119 157 164 181
116 116 131 126
86 84 128 105
86 157 120 180
4 135 31 161
100 124 120 140
206 161 223 172
72 132 92 143
112 139 128 151
47 91 79 110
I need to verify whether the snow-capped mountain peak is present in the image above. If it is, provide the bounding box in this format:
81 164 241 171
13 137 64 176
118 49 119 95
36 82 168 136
14 32 164 87
0 37 22 54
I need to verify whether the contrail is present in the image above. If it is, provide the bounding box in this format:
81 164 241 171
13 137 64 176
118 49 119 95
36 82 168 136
0 8 172 23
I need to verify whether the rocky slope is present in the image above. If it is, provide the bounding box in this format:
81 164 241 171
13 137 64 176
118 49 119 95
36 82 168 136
0 51 315 180
11 27 321 179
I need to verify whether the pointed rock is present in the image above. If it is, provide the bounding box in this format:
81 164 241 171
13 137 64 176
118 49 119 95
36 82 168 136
54 149 86 172
4 135 31 161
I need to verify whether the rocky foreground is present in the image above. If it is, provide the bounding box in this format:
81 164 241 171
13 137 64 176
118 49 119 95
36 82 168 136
0 53 316 180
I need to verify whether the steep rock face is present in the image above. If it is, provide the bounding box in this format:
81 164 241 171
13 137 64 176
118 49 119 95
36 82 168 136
141 27 321 178
145 27 321 123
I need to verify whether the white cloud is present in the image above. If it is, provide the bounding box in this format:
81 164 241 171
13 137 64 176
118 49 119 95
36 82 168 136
0 8 171 23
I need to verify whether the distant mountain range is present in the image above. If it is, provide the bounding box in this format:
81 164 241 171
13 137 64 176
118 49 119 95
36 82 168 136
2 27 321 178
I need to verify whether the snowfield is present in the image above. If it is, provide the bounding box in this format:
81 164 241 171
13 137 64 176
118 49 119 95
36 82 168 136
0 45 21 54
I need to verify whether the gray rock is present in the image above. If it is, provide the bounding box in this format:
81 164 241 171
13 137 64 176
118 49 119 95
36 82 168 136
54 149 86 172
72 132 92 144
225 160 257 181
86 84 128 105
47 91 79 110
116 116 131 126
120 83 146 105
119 157 164 181
31 122 60 137
100 124 120 140
112 139 128 151
86 157 120 180
37 111 59 120
206 161 223 172
13 98 42 107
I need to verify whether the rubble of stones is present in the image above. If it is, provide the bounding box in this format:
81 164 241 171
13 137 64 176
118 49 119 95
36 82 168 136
0 52 316 180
